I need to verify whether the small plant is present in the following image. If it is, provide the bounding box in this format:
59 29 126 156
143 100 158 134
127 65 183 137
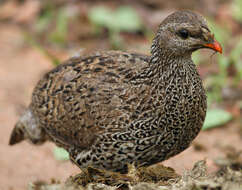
88 6 144 49
48 8 69 45
24 32 61 66
34 2 70 46
203 19 241 103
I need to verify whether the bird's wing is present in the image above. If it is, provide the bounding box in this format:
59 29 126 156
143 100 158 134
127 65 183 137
31 51 152 149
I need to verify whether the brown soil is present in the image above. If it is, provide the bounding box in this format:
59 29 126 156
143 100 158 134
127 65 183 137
0 22 241 190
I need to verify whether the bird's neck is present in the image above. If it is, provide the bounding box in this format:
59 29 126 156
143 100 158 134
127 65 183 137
147 39 194 82
129 39 195 85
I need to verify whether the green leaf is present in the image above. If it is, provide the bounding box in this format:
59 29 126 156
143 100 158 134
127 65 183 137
34 3 54 33
35 10 53 33
114 6 142 32
202 109 233 130
231 0 242 22
49 8 69 45
88 6 142 33
88 7 113 29
53 147 69 161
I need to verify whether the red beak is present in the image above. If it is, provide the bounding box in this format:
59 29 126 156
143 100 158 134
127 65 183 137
203 40 222 54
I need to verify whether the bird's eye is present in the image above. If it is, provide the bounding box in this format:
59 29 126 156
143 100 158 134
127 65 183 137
178 29 189 39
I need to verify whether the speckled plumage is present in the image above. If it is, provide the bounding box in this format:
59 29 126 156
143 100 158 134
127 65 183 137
9 11 222 173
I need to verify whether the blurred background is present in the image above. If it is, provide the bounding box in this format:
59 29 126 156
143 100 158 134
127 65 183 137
0 0 241 190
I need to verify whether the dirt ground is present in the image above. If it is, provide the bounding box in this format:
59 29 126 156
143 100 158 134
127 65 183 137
0 12 241 190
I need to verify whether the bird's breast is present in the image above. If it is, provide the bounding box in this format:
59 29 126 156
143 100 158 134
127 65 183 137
154 66 207 137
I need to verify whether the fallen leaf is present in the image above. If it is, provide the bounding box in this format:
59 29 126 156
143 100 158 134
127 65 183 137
53 147 69 161
202 109 233 130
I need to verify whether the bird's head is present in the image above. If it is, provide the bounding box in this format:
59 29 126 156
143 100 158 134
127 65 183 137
152 10 222 57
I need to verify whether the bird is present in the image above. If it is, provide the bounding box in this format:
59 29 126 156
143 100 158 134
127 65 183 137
9 10 222 173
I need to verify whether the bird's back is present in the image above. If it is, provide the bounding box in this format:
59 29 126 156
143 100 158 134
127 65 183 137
30 51 151 150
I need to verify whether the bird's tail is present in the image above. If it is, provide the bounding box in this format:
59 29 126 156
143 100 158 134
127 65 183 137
9 120 26 145
9 109 48 145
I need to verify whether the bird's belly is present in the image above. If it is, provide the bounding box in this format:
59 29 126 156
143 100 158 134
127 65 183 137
153 93 207 160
